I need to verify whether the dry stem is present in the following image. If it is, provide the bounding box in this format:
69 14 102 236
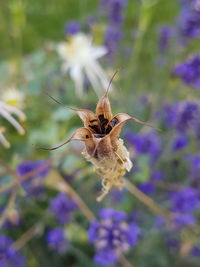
0 161 51 194
125 179 172 219
45 170 96 222
12 223 43 250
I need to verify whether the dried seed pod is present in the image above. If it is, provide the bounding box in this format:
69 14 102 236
41 73 157 201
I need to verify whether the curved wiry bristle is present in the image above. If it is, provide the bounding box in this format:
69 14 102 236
104 69 119 97
34 140 70 151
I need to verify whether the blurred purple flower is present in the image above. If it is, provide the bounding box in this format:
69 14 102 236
165 236 180 250
155 216 165 228
46 228 68 253
126 131 161 161
88 208 140 265
157 101 200 132
178 4 200 39
158 26 173 53
104 25 123 58
191 246 200 256
101 0 127 61
194 119 200 140
0 235 25 267
176 102 199 131
193 0 200 12
151 170 164 181
173 54 200 89
16 160 49 197
101 0 127 23
50 193 77 224
170 187 200 213
108 0 128 25
187 155 200 182
156 103 178 128
138 181 155 195
172 134 188 151
131 211 142 224
110 189 125 203
64 20 80 35
173 213 196 227
138 171 164 196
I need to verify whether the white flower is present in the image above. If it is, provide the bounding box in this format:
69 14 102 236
0 127 10 148
56 33 109 97
1 87 25 109
0 101 26 148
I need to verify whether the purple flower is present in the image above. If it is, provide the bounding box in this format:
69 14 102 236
173 213 196 227
173 55 200 89
194 118 200 140
151 170 164 181
131 211 142 224
88 208 140 265
50 193 77 224
94 250 118 265
156 213 196 230
193 0 200 12
178 5 200 39
165 237 180 250
104 25 123 60
187 155 200 182
108 0 128 25
172 134 188 151
155 216 165 228
101 0 127 61
136 167 163 193
126 131 161 160
138 181 155 195
191 246 200 256
110 189 125 203
46 228 68 253
158 101 200 132
16 160 49 197
156 103 178 128
0 235 25 267
170 187 200 213
176 102 199 131
101 0 127 25
64 20 80 35
158 26 173 53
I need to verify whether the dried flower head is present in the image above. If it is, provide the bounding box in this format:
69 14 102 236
41 72 155 201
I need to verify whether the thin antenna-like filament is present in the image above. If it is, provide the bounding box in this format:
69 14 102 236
36 140 70 151
105 69 118 97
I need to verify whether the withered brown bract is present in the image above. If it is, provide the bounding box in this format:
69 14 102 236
41 74 156 201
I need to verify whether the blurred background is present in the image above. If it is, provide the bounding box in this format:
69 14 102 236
1 0 200 266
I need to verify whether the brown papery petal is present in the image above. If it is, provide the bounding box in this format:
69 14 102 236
107 113 159 141
68 127 96 155
73 108 98 128
95 70 118 121
37 127 95 152
96 92 113 122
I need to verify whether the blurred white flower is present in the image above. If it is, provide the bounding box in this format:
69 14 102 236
56 33 109 96
0 101 26 134
1 87 25 109
0 89 26 148
0 127 10 148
